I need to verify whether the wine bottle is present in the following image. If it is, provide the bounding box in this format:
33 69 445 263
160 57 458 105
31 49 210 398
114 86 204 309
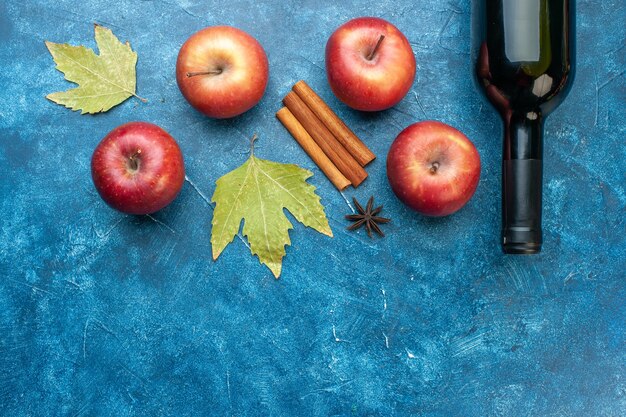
472 0 575 254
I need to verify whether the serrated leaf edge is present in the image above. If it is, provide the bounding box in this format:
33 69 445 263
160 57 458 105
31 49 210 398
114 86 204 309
253 157 333 237
44 26 142 114
211 160 254 261
210 155 333 279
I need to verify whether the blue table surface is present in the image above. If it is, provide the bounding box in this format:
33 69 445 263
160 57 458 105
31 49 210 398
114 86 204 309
1 0 624 415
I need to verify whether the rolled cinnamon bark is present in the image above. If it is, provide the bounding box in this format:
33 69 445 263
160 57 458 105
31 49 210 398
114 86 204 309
276 107 351 191
293 80 375 167
283 92 368 187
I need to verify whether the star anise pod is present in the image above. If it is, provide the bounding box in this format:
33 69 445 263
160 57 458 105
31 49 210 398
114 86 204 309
345 197 391 238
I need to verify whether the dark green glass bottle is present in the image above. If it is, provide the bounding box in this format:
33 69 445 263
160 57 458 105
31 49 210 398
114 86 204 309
472 0 575 254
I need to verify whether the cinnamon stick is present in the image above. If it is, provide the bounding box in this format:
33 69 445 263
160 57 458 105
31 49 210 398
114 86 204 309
293 80 376 167
276 107 351 191
283 92 368 187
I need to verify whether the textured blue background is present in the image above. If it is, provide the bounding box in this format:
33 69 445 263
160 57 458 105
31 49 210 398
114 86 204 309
0 0 625 415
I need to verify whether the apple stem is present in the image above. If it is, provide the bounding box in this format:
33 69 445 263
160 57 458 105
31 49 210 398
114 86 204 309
430 161 440 174
128 149 142 171
186 70 223 77
367 35 386 61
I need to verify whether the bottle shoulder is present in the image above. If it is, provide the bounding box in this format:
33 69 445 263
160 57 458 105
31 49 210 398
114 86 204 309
472 0 575 114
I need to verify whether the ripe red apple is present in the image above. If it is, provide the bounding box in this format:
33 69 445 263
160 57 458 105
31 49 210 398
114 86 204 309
176 26 269 119
325 17 416 111
387 121 481 217
91 122 185 215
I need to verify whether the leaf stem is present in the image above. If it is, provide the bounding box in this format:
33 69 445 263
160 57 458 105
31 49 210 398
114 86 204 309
133 93 148 103
250 133 258 156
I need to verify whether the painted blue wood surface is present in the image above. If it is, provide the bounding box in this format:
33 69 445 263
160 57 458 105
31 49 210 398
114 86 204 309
0 1 624 415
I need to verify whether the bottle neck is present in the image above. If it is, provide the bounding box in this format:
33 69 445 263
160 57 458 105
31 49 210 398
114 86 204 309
501 110 545 253
504 111 544 160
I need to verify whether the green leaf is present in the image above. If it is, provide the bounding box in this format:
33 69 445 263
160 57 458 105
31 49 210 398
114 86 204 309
211 146 333 279
45 25 143 114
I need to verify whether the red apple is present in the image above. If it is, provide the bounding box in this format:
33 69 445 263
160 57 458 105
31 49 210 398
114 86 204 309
176 26 269 119
325 17 416 111
387 121 481 217
91 122 185 215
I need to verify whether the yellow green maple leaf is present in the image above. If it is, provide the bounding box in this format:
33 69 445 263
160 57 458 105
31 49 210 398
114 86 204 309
45 25 143 114
211 139 333 278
